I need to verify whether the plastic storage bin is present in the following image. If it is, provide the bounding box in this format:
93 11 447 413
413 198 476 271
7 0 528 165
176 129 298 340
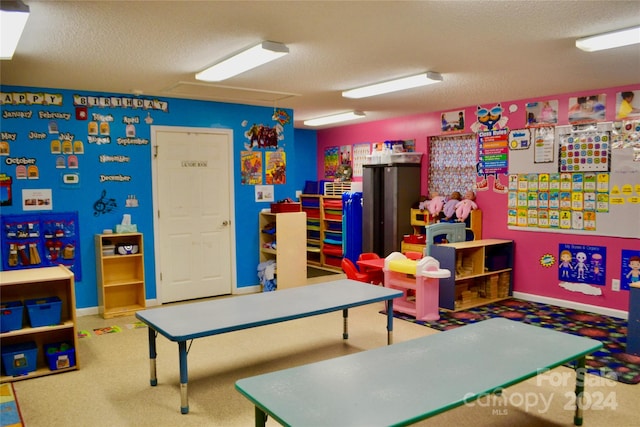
270 202 301 213
1 341 38 376
303 180 319 194
403 234 426 244
365 154 382 164
25 296 62 327
0 301 23 333
390 152 423 163
44 342 76 370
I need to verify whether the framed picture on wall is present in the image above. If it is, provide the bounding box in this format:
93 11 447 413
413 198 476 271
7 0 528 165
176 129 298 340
616 90 640 120
255 185 274 202
441 110 465 133
525 100 558 126
324 146 339 179
568 94 606 124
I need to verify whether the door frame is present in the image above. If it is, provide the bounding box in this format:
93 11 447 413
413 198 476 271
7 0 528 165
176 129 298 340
150 125 237 303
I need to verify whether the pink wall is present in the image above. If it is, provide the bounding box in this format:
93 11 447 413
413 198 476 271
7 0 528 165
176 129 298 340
316 84 640 313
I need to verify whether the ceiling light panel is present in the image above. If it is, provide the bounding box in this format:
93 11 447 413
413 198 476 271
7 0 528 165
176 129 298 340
576 26 640 52
304 111 366 127
342 72 443 99
196 41 289 82
0 0 30 60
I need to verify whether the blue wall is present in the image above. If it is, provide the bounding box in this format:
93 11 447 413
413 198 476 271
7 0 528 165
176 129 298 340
0 85 316 308
292 128 318 183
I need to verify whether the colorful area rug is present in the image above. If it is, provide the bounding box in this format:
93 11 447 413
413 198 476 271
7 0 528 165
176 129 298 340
0 383 24 427
387 298 640 385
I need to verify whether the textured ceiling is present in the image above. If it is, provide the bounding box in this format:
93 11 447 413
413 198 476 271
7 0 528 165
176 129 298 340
1 0 639 129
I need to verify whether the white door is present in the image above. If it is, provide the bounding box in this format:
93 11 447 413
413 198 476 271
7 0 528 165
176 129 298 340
152 126 234 303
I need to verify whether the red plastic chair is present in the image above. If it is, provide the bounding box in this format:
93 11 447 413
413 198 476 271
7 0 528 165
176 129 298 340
341 258 373 283
404 251 422 260
357 252 384 285
358 252 381 261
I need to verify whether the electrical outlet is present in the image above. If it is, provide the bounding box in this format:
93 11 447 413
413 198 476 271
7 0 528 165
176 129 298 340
295 190 302 199
611 279 620 292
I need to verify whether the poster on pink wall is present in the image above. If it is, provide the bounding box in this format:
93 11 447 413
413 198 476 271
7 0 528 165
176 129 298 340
525 100 558 127
440 110 465 133
352 143 370 177
615 90 640 121
621 249 640 291
324 146 339 179
568 94 606 125
558 243 606 286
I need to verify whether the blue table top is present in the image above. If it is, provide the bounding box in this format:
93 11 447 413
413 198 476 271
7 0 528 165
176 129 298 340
135 279 402 341
235 318 603 427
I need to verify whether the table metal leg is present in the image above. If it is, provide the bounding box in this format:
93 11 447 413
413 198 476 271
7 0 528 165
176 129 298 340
387 299 394 345
179 340 189 414
255 406 267 427
574 356 585 426
148 326 157 386
343 308 349 339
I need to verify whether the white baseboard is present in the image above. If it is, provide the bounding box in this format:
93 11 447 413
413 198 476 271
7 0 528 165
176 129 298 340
77 307 99 317
233 285 261 295
77 298 159 317
513 292 628 320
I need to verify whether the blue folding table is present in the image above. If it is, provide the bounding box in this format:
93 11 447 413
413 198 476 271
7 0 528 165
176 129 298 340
135 279 402 414
236 318 603 427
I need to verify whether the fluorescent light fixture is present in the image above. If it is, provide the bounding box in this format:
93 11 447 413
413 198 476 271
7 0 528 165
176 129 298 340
304 111 366 127
576 26 640 52
0 0 30 60
342 72 443 99
195 41 289 82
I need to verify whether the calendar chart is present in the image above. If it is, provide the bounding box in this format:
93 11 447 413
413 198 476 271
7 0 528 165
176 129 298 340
559 130 610 172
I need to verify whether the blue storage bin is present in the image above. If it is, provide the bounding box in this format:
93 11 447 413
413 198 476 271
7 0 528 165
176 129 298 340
25 296 62 327
44 342 76 371
1 341 37 376
0 301 23 333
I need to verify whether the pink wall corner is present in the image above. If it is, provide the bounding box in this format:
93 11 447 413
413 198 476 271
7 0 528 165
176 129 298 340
316 83 640 314
316 112 440 192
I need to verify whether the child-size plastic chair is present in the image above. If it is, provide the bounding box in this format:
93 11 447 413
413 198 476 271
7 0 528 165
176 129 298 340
341 258 373 284
358 252 381 261
404 251 422 260
357 252 384 285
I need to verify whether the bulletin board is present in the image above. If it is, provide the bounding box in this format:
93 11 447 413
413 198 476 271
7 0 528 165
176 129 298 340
507 122 640 238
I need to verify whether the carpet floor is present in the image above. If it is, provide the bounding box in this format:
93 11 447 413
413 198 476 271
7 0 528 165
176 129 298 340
388 298 640 385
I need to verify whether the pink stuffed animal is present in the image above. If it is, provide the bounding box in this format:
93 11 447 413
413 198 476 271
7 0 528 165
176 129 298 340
455 190 478 222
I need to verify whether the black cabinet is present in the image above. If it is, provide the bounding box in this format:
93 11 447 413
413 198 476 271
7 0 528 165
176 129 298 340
362 163 421 256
